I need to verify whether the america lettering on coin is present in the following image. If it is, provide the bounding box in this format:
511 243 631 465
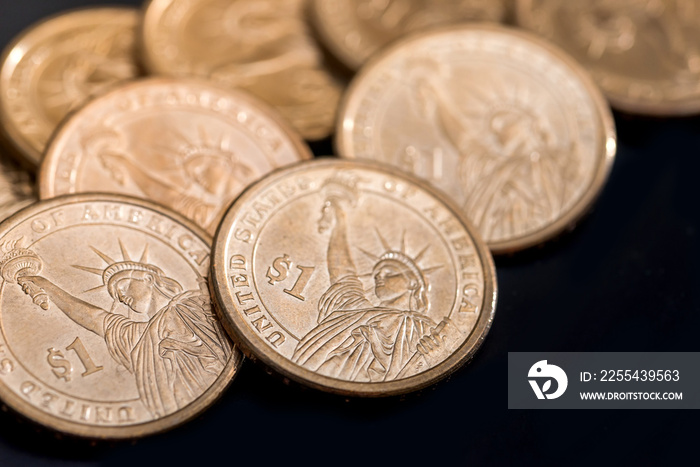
0 199 237 432
214 162 494 390
338 27 613 251
82 123 255 232
40 79 311 235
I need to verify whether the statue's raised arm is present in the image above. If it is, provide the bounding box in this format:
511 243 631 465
317 174 361 283
17 276 109 337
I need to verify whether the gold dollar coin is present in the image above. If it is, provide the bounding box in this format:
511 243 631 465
0 7 142 168
39 77 312 235
211 159 497 396
337 25 617 254
0 194 242 438
310 0 508 71
516 0 700 115
141 0 344 140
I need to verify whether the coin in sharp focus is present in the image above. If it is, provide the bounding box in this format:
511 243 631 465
0 7 142 169
0 194 242 438
310 0 508 71
211 158 497 396
0 148 36 221
39 77 313 235
336 25 617 254
516 0 700 116
141 0 345 141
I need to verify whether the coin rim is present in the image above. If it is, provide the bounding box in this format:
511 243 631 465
514 0 700 116
37 76 314 201
0 6 141 169
0 192 244 439
211 157 497 397
335 23 617 254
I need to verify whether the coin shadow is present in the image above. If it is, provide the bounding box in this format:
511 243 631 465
0 405 117 460
235 358 436 419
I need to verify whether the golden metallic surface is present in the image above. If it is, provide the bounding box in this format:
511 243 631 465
0 149 35 221
0 7 142 168
310 0 507 71
39 78 312 235
141 0 344 140
337 25 617 254
0 193 243 439
516 0 700 116
211 158 497 396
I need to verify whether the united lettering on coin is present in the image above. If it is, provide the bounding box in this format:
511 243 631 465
2 239 231 419
212 161 495 395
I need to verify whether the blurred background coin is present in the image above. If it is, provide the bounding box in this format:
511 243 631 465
0 149 35 221
0 194 242 438
310 0 508 71
0 7 142 168
516 0 700 116
211 158 497 396
39 78 312 234
337 25 617 254
141 0 345 140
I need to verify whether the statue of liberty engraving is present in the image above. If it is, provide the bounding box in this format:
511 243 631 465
292 175 450 382
408 59 579 240
6 241 231 418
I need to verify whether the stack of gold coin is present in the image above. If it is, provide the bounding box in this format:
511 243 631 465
8 0 687 441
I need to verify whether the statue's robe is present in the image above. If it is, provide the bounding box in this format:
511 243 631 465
293 275 436 382
104 290 231 418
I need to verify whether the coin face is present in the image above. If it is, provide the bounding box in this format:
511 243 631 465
211 159 496 396
141 0 344 140
310 0 507 71
0 194 242 438
516 0 700 115
39 78 312 235
337 25 617 253
0 7 142 168
0 149 35 221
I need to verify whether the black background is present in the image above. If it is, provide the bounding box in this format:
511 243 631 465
0 1 698 465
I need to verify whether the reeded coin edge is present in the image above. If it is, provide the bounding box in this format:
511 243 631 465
37 76 314 200
211 158 497 397
335 23 617 254
514 0 700 116
0 6 141 169
0 193 244 439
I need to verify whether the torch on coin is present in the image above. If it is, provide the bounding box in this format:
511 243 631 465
0 240 49 310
